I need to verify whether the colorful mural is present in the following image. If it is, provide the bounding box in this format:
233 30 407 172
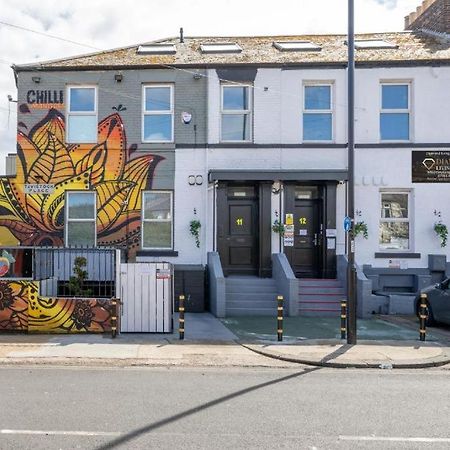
0 279 113 333
0 108 163 257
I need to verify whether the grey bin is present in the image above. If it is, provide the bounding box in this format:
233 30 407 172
174 265 206 313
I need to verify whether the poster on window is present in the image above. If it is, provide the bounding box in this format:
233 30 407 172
412 151 450 183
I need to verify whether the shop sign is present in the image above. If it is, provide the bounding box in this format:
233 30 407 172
412 151 450 183
24 184 55 194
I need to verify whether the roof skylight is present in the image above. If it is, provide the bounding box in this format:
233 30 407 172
137 44 177 55
273 41 321 52
354 40 398 50
200 43 242 54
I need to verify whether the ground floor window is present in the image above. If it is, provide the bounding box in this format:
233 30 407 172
65 192 96 247
142 191 173 249
379 191 410 251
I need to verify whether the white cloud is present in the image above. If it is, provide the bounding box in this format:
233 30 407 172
0 0 416 169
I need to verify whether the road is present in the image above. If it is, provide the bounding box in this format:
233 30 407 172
0 365 449 449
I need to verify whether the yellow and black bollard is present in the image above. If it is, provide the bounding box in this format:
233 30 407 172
277 295 284 342
419 293 427 342
340 300 347 340
179 295 185 340
111 298 118 339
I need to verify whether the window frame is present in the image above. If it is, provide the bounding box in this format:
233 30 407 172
142 84 175 143
66 85 98 144
379 190 412 252
302 82 334 143
379 82 412 143
141 190 174 250
65 191 97 248
220 83 253 143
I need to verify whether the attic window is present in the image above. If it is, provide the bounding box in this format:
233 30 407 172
273 41 321 51
200 43 242 54
137 44 177 55
354 40 398 50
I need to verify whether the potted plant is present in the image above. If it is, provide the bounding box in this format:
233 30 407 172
66 256 92 297
434 222 448 248
190 219 201 248
354 221 368 239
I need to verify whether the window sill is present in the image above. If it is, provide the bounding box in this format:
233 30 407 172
136 250 178 257
374 252 421 259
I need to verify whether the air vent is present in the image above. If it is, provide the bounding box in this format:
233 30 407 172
137 44 177 55
273 41 321 51
200 43 242 54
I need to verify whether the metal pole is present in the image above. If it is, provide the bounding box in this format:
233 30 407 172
277 295 284 342
347 0 357 344
179 295 185 340
419 293 427 342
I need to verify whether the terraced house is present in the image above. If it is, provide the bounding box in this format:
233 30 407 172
1 0 450 330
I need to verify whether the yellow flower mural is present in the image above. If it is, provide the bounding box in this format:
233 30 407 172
0 109 162 256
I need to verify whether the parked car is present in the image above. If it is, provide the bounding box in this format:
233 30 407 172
416 278 450 326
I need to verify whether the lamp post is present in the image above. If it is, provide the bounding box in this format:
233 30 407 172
347 0 357 344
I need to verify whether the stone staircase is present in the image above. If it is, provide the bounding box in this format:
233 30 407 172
225 276 278 316
298 279 345 317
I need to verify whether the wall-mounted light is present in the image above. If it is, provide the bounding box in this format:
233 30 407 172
114 73 123 82
188 175 196 186
195 175 203 185
32 76 41 83
193 72 202 80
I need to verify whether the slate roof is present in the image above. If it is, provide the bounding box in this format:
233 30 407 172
14 31 450 71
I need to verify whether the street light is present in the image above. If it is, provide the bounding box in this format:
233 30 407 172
347 0 357 344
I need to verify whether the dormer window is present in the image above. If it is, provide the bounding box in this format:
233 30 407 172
273 41 321 51
137 44 177 55
354 40 398 50
200 43 242 54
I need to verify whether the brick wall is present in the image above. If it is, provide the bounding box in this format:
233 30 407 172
406 0 450 35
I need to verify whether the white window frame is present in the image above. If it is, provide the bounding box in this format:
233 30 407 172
379 190 412 252
142 84 174 143
66 85 98 144
141 190 174 250
302 82 334 143
65 191 97 247
379 82 412 143
220 83 253 143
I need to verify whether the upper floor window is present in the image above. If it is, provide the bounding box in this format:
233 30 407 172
380 83 410 141
221 85 252 142
303 84 333 141
379 191 411 251
66 191 96 247
142 191 173 250
142 85 174 142
67 86 97 143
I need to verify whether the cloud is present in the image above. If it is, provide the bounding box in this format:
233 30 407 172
0 0 417 171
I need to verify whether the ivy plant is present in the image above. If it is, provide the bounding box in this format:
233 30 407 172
190 219 201 248
272 219 286 237
434 222 448 248
354 221 369 239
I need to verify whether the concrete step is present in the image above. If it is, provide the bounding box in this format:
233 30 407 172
298 287 345 295
226 278 277 287
226 307 277 316
227 285 278 294
298 279 342 287
298 294 345 302
226 293 279 302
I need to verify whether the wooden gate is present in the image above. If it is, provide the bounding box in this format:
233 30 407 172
119 263 173 333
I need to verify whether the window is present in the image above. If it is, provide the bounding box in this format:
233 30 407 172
200 43 242 54
142 191 173 249
379 192 410 251
380 83 410 141
66 192 96 247
273 41 321 52
67 86 97 143
354 40 398 50
221 85 252 142
303 84 333 141
137 44 176 54
142 85 174 142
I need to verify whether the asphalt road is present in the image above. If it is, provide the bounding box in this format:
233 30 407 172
0 366 449 449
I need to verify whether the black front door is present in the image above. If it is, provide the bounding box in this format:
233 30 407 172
217 184 259 276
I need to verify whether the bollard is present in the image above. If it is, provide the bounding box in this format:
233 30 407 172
419 293 427 342
111 298 118 339
340 300 347 340
277 295 284 342
179 295 185 340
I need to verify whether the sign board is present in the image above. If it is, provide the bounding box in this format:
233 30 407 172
283 224 294 247
344 216 352 233
285 214 294 226
412 151 450 183
326 229 337 237
24 184 55 194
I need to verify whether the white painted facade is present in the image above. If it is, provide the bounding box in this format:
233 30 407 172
142 65 450 272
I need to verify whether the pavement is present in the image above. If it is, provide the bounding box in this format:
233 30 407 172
0 313 449 369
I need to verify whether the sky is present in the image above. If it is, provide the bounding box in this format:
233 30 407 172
0 0 417 169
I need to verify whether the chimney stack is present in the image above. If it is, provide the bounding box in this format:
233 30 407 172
405 0 450 35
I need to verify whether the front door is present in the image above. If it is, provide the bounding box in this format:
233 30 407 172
217 184 259 276
284 185 323 278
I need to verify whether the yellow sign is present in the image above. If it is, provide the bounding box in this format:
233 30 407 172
236 218 244 226
285 214 294 225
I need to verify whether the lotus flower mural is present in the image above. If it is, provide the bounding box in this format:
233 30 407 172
0 109 162 257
